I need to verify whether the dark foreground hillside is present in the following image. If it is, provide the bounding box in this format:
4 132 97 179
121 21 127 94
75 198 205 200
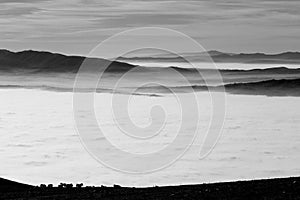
0 177 299 200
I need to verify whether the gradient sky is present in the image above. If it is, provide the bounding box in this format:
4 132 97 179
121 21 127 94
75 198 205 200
0 0 300 55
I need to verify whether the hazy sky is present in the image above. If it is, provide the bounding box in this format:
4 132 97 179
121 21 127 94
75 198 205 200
0 0 299 55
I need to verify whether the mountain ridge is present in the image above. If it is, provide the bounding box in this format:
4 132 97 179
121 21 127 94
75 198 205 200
0 49 136 73
117 50 300 64
1 49 300 73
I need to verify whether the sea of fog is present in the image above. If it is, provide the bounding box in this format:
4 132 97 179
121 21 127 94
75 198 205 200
0 60 299 186
0 87 299 186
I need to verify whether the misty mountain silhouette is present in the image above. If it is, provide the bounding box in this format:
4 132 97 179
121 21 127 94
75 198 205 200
1 49 300 74
137 78 300 97
118 51 300 64
0 49 135 73
222 78 300 96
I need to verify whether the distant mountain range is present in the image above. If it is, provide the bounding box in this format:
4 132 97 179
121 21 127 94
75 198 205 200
1 49 300 74
0 49 300 96
117 50 300 64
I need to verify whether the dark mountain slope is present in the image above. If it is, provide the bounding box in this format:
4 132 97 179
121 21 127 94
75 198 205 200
0 49 135 73
0 177 33 192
